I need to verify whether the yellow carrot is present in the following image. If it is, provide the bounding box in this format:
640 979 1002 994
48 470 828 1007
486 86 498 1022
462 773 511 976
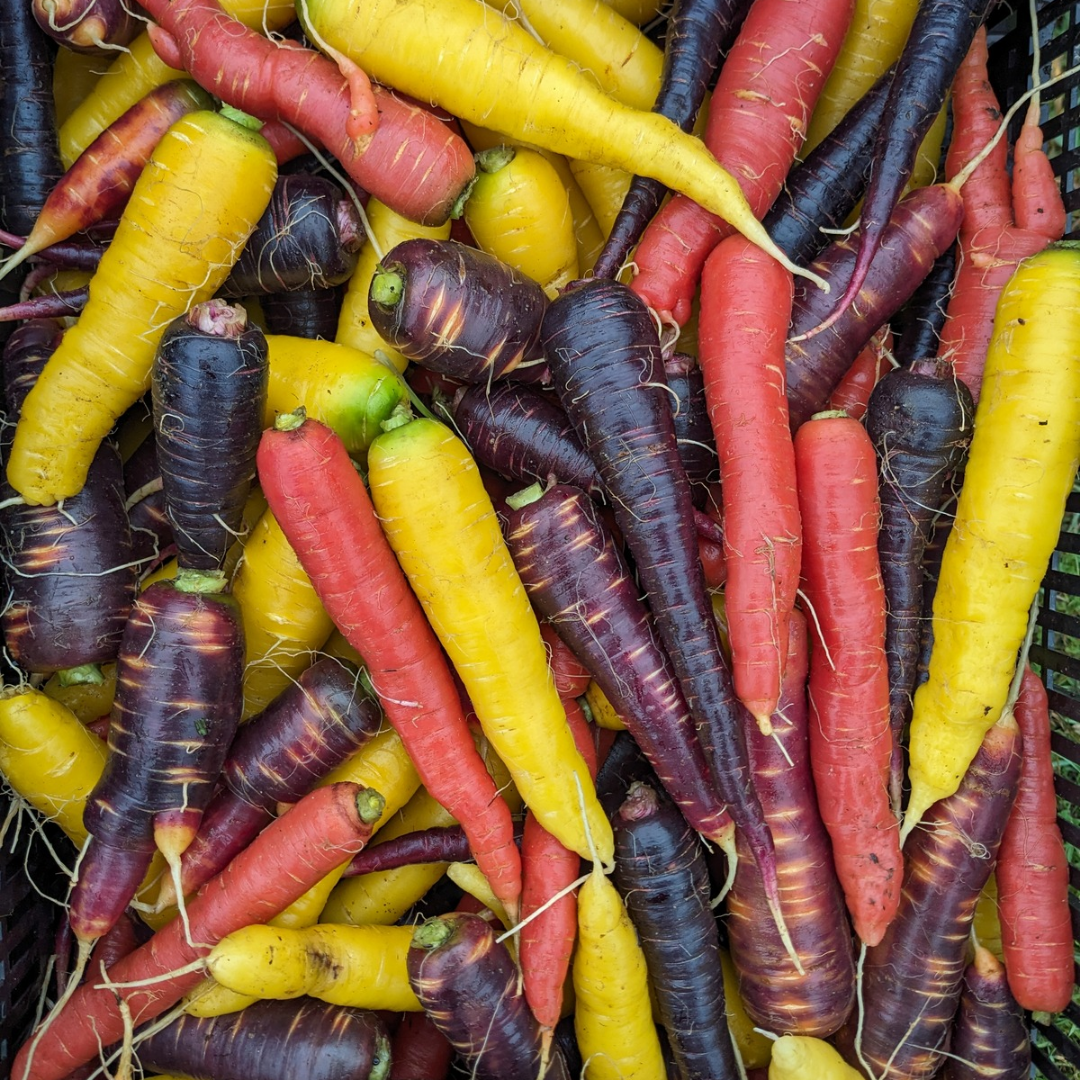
8 111 277 506
568 158 634 240
903 242 1080 840
768 1035 864 1079
367 415 613 866
298 0 826 291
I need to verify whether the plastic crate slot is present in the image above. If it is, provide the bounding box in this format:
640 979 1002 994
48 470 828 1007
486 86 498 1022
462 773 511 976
1032 641 1080 685
1051 730 1080 769
1048 693 1080 730
1033 1016 1080 1072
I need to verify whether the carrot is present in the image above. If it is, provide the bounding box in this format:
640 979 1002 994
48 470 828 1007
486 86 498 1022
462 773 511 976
389 1013 453 1080
698 234 800 727
794 410 900 947
11 781 384 1080
31 0 141 52
725 610 857 1038
995 665 1074 1013
6 109 277 507
0 80 214 283
936 27 1066 401
903 243 1080 839
825 330 893 421
768 1035 864 1079
835 710 1022 1080
889 245 957 366
665 353 719 501
257 411 524 918
365 414 613 871
626 0 854 326
261 287 343 340
341 824 473 877
52 46 102 127
298 0 830 292
541 622 593 699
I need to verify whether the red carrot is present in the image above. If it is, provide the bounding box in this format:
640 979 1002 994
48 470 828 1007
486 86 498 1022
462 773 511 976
11 782 384 1080
995 665 1074 1014
256 411 522 919
628 0 854 327
540 622 592 700
794 410 900 947
390 1011 454 1079
698 234 801 728
935 27 1066 401
141 1 474 225
826 330 893 421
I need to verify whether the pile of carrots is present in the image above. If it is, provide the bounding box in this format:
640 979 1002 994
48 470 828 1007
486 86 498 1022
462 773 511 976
0 0 1076 1075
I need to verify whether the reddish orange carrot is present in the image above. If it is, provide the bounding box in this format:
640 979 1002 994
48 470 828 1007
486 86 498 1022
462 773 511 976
826 329 893 422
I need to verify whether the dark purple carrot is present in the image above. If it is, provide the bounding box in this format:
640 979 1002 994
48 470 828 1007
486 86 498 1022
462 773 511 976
817 0 995 332
407 912 543 1080
939 944 1032 1080
0 81 213 284
590 0 751 281
889 244 958 366
834 711 1023 1080
160 655 383 904
31 0 143 52
0 284 86 322
0 0 63 238
503 481 736 865
538 277 790 955
389 1011 454 1080
785 182 965 431
151 299 268 571
1 318 64 416
122 434 171 573
221 173 364 297
864 359 973 814
260 285 345 338
594 728 657 819
70 567 244 956
451 381 604 499
0 231 104 270
613 781 739 1079
665 353 717 499
136 998 391 1080
343 825 473 877
367 238 548 382
725 609 856 1038
762 63 895 267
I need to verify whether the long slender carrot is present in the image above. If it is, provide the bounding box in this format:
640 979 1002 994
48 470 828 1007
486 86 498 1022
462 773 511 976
698 234 800 728
794 410 900 947
256 411 522 920
11 782 384 1080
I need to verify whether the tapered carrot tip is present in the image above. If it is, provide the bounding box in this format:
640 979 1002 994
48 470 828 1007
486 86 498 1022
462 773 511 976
752 711 773 737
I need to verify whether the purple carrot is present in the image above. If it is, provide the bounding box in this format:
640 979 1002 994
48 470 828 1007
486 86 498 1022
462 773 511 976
32 0 143 51
864 359 973 813
407 912 543 1080
725 609 856 1037
939 944 1032 1080
889 244 958 366
123 434 171 573
665 353 717 498
835 712 1023 1080
0 285 87 321
590 0 751 281
539 278 790 956
136 998 392 1080
613 781 739 1079
151 299 268 571
70 567 244 953
785 182 965 430
159 655 383 904
367 238 549 382
594 729 657 819
343 824 473 877
503 481 735 861
451 381 604 499
817 0 994 332
261 285 345 338
0 231 105 270
221 173 364 297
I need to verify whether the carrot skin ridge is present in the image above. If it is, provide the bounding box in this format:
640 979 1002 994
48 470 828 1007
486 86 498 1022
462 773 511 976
172 655 383 900
826 0 996 327
698 235 800 723
794 413 901 947
835 714 1023 1080
726 609 857 1037
10 782 381 1080
864 360 974 813
939 945 1032 1080
590 0 750 281
539 280 779 913
368 239 548 382
151 300 268 572
628 0 855 326
785 183 965 431
613 781 740 1078
996 666 1075 1013
407 913 543 1079
256 415 522 914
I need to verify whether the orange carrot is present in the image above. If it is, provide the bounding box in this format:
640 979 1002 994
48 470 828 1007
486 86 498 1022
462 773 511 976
794 410 900 947
935 27 1066 400
256 411 522 919
11 782 383 1080
826 329 893 422
995 665 1074 1014
629 0 854 327
698 234 801 728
